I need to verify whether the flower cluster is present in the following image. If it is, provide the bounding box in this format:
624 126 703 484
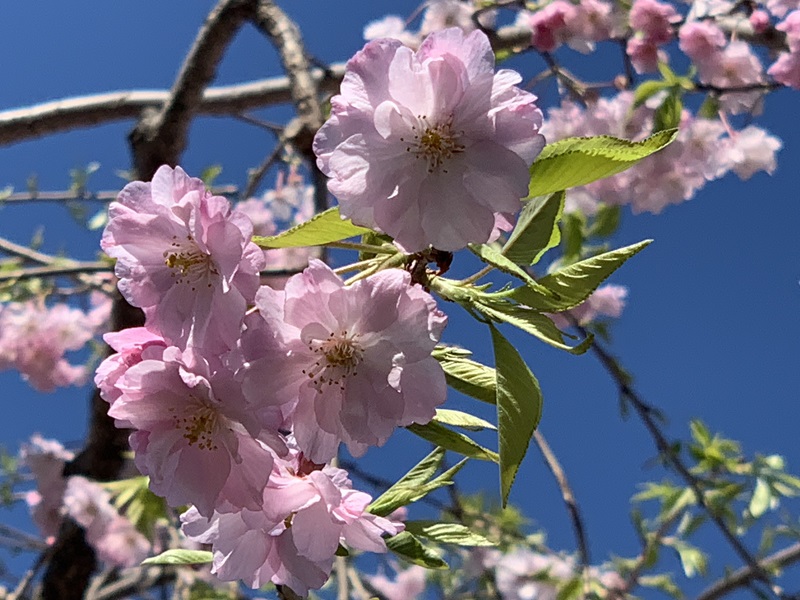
542 92 781 215
21 435 150 567
98 165 448 590
0 295 110 392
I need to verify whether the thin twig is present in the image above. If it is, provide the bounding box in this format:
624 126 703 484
582 329 779 595
696 541 800 600
0 186 238 204
533 429 591 570
243 134 289 199
0 263 111 282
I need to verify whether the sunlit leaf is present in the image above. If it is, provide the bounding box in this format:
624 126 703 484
502 191 564 265
404 520 495 546
434 409 496 431
406 422 498 463
385 531 448 569
142 549 213 566
254 207 373 249
491 324 543 506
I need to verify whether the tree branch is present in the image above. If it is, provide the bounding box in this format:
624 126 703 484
533 429 591 570
129 0 256 179
696 541 800 600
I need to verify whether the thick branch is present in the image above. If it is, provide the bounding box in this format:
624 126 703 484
129 0 256 179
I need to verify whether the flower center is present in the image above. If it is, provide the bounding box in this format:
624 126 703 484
402 115 465 174
302 329 364 391
163 234 218 291
171 403 219 451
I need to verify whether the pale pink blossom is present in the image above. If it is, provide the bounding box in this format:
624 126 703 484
20 435 74 542
364 15 420 48
313 28 544 251
769 50 800 87
778 10 800 49
368 564 428 600
549 284 628 328
679 21 727 75
0 300 102 392
102 165 265 353
728 125 782 179
181 443 403 595
494 549 575 600
626 36 665 72
107 345 280 516
518 3 576 52
239 260 447 463
420 0 495 36
629 0 680 43
63 476 151 568
703 41 766 113
767 0 800 17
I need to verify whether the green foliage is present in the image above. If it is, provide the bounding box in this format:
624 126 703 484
510 240 652 312
200 164 223 187
654 90 683 132
368 447 466 517
253 207 373 249
403 520 495 547
527 130 677 197
502 191 564 265
433 408 496 431
406 422 499 463
469 243 558 299
103 476 167 537
491 324 542 507
385 531 448 569
432 346 497 405
142 549 213 565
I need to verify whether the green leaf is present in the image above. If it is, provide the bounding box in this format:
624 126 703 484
406 422 498 463
510 240 652 312
502 191 565 265
253 207 373 249
632 79 669 108
556 577 583 600
385 532 448 569
434 409 496 431
404 520 495 546
698 94 720 119
368 449 467 517
491 324 543 506
528 131 677 197
560 211 585 262
142 549 213 566
749 479 773 518
433 347 496 405
469 243 557 298
653 90 683 132
670 540 708 577
476 301 592 354
587 204 621 238
200 164 223 187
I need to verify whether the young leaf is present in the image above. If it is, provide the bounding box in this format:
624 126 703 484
469 244 558 298
476 301 592 355
434 408 496 431
433 348 497 405
632 79 669 108
406 422 499 463
253 207 373 249
385 531 448 569
502 191 565 265
528 131 677 197
511 240 652 311
490 324 543 506
368 451 467 517
142 549 213 566
653 90 683 132
404 520 495 546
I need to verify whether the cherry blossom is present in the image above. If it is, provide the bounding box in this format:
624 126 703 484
313 27 544 251
106 344 280 516
181 442 402 594
239 260 447 463
101 165 264 352
20 435 74 543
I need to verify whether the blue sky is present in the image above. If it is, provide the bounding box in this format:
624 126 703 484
0 1 798 597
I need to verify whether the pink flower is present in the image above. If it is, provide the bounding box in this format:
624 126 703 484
101 165 265 353
626 37 664 73
368 565 428 600
313 28 544 251
20 435 74 542
750 9 772 33
629 0 681 44
107 345 280 516
778 10 800 50
239 260 447 463
679 21 727 75
420 0 495 37
769 50 800 87
728 125 782 179
549 284 628 328
93 515 151 568
364 15 420 48
181 443 402 595
0 300 103 392
767 0 800 18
